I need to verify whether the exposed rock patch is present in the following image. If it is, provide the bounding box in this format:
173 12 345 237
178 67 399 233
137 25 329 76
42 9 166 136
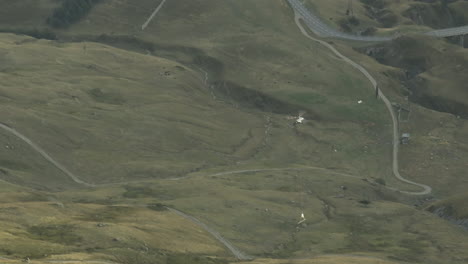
428 205 468 230
403 0 468 29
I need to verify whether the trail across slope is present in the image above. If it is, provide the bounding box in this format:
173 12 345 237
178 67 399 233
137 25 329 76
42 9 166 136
141 0 168 30
0 121 251 260
167 207 252 260
0 118 389 260
291 10 432 195
0 122 95 187
209 166 360 180
0 145 247 261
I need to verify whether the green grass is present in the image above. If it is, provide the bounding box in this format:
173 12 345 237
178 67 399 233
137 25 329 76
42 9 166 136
78 205 138 222
427 193 468 219
282 91 328 105
0 0 57 29
302 0 468 36
355 34 468 196
27 224 82 245
0 0 468 263
0 2 394 188
87 87 126 105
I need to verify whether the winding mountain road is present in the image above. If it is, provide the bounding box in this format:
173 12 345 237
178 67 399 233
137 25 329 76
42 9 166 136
2 1 459 262
289 3 432 195
287 0 468 41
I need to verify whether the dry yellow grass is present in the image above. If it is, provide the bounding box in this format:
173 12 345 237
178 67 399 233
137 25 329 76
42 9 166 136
0 198 226 261
238 255 399 264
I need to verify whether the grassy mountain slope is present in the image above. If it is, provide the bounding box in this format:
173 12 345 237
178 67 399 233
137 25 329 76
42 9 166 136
2 168 468 263
0 33 270 187
1 0 468 263
363 35 468 118
338 34 468 196
0 0 57 29
239 256 399 264
65 0 402 186
427 193 468 229
0 0 399 189
305 0 468 36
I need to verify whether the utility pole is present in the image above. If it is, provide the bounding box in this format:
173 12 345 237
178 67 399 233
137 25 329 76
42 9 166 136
346 0 354 16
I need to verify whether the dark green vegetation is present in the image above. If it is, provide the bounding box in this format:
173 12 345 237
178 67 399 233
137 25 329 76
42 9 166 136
27 224 82 245
47 0 101 28
147 203 168 211
0 28 56 40
78 205 137 222
427 193 468 230
360 35 468 118
360 0 399 28
0 0 467 263
403 0 468 28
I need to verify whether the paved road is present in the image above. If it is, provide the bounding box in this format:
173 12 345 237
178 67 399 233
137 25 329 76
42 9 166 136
425 25 468 38
0 122 95 187
141 0 168 30
291 9 432 195
287 0 468 41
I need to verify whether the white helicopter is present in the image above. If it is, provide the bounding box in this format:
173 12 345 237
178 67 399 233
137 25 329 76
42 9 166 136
286 110 306 125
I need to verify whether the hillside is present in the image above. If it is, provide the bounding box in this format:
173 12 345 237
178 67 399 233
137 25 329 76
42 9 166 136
427 193 468 230
0 33 272 188
2 164 468 263
360 35 468 118
305 0 468 36
339 34 468 197
0 0 468 263
0 1 398 190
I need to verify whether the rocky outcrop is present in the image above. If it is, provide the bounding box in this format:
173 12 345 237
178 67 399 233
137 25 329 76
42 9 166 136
403 1 468 29
428 205 468 230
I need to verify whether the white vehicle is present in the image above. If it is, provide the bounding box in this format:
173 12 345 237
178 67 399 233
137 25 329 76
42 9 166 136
287 111 306 125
